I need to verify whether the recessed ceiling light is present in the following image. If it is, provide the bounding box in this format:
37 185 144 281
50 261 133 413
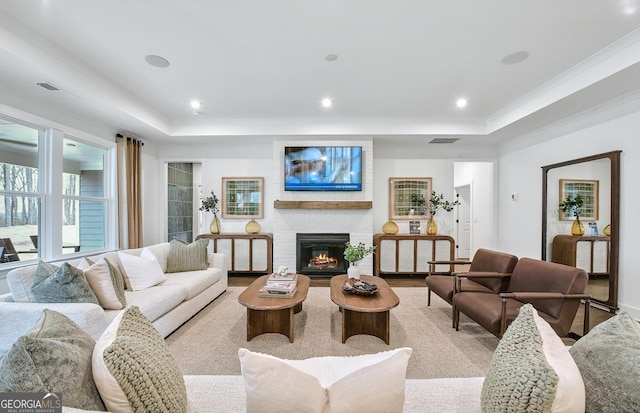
324 53 338 62
145 55 170 68
456 98 468 108
190 100 202 110
501 50 530 65
623 6 636 15
321 98 333 108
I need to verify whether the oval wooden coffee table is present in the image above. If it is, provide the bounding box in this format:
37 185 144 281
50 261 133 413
238 274 310 343
330 274 400 344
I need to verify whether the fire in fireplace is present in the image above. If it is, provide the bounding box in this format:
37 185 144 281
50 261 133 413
296 233 350 278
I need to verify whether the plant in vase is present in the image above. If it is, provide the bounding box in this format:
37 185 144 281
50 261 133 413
412 191 460 235
559 194 584 236
344 242 376 280
200 190 221 234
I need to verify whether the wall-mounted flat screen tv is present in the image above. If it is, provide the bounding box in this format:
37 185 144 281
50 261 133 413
284 146 362 191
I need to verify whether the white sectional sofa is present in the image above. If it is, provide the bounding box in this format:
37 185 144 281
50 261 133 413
0 241 228 354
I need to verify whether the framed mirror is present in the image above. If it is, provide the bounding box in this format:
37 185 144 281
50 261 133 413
221 177 264 219
389 177 432 220
541 151 620 311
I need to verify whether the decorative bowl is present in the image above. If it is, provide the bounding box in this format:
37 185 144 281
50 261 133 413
343 279 378 295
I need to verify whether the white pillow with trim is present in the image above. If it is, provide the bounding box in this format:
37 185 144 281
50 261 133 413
238 347 412 413
82 257 126 309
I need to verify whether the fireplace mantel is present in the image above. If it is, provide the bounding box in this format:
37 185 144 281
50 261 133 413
273 200 372 209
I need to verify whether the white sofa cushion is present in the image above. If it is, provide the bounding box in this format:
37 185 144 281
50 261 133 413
124 285 187 322
118 250 166 291
160 268 223 300
238 347 412 413
6 265 38 303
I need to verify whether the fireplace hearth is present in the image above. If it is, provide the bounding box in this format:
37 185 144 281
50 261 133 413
296 233 349 278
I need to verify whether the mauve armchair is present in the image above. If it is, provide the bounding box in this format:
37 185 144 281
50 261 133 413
426 248 518 326
453 257 591 338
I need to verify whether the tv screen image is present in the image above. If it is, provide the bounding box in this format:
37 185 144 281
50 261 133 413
284 146 362 191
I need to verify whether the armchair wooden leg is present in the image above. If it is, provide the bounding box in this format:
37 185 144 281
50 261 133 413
583 298 591 335
427 288 431 306
499 298 507 338
453 306 460 330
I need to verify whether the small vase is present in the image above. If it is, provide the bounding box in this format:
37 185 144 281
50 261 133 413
603 224 611 236
382 220 399 235
245 219 261 234
571 218 584 236
347 265 361 280
426 217 438 235
210 216 221 234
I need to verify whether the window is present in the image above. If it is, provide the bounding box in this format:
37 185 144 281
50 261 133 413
62 136 108 254
0 120 42 262
0 113 116 266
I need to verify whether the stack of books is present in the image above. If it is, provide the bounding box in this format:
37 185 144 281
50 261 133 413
258 272 298 298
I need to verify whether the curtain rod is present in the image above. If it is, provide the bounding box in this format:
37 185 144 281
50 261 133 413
116 133 145 146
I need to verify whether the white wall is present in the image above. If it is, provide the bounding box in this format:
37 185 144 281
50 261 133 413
498 105 640 319
151 143 274 243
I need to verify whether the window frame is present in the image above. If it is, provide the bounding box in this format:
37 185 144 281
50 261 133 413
0 112 117 268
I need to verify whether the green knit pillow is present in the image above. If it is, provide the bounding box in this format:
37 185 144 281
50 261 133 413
166 238 209 273
93 306 187 413
481 304 559 412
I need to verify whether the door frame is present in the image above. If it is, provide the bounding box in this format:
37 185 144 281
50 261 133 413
454 183 472 259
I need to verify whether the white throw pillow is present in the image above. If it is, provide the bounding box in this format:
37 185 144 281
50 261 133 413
117 251 166 291
238 347 412 413
82 258 126 310
141 243 170 273
532 307 585 412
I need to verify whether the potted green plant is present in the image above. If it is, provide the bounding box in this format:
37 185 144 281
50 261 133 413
412 191 460 234
559 194 584 236
343 242 376 280
200 191 221 234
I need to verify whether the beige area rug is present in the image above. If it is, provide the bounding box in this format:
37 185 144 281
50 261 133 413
165 286 499 379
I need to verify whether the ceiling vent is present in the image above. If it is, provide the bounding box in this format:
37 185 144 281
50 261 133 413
36 82 60 91
429 137 459 144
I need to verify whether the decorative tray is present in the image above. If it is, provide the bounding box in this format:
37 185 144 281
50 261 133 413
343 279 378 295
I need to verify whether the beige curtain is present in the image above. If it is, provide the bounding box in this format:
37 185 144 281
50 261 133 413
116 134 143 249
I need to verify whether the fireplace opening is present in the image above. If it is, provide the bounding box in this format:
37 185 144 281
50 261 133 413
296 233 349 278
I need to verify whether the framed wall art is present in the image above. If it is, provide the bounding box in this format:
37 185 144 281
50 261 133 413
559 179 599 221
389 177 432 220
222 177 264 219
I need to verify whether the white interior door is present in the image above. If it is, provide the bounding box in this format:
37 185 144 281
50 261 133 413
455 185 471 259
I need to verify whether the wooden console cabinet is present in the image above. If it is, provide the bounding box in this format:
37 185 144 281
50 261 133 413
373 234 455 277
551 235 610 276
195 233 273 275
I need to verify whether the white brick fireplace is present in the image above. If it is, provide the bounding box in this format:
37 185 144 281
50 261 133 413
271 140 374 275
